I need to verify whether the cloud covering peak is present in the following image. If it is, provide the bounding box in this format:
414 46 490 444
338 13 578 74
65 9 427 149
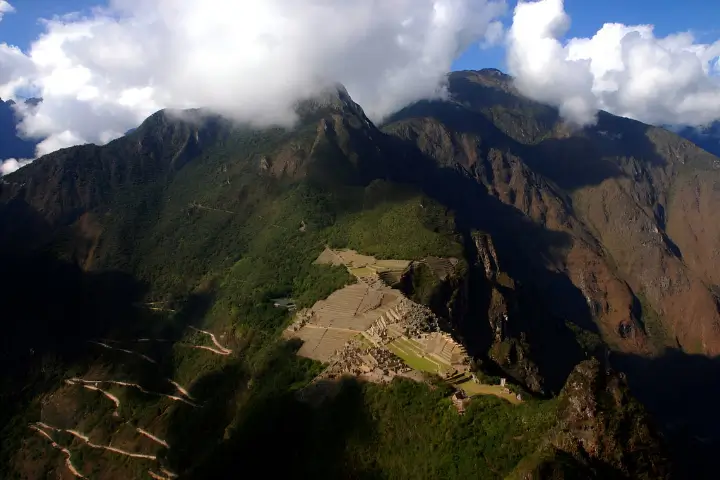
508 0 720 126
0 0 506 172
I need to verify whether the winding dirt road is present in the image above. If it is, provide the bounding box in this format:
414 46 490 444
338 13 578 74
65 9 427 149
148 469 178 480
167 380 193 399
65 379 121 416
30 425 86 478
30 326 232 477
90 341 158 364
68 378 198 407
34 422 179 478
65 429 157 460
137 428 170 449
102 327 233 357
189 327 233 355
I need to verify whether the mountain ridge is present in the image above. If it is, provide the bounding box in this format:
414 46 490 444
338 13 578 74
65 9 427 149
1 69 718 478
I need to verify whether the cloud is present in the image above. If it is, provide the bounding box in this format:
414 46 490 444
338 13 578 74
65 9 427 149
1 157 32 175
0 0 507 166
507 0 720 126
0 1 13 19
481 21 505 49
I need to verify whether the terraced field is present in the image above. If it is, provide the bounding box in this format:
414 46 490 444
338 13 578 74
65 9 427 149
291 248 521 406
294 326 359 361
387 341 445 374
456 380 522 405
315 247 410 281
287 282 407 362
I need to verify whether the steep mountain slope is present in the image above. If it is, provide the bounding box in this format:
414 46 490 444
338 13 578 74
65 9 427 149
0 75 712 478
381 70 720 475
418 69 720 358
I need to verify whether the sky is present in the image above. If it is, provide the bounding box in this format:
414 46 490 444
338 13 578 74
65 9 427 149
1 0 720 174
455 0 720 71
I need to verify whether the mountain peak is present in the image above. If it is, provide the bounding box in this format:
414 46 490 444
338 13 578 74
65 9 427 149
295 83 360 117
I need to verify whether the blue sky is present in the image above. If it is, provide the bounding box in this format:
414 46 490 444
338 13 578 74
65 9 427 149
458 0 719 71
1 0 719 170
0 0 98 50
3 0 718 73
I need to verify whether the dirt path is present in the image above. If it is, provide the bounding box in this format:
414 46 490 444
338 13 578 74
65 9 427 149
167 380 192 399
67 377 192 409
34 423 178 478
189 327 232 354
136 428 170 449
68 378 198 407
148 469 178 480
30 425 86 478
103 330 232 357
36 423 157 460
149 471 171 480
65 379 121 416
179 343 232 356
90 341 158 364
65 429 157 460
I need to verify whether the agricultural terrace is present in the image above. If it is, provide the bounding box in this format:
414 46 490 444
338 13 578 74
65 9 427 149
286 247 520 405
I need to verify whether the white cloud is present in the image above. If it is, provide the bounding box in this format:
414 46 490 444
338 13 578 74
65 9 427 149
507 0 720 126
0 1 13 19
482 21 505 49
1 157 32 175
0 0 507 165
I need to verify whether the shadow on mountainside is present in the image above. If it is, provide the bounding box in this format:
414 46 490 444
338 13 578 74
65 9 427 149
528 113 672 192
385 99 630 193
170 372 379 479
377 125 591 394
418 76 679 193
614 349 720 479
0 200 154 472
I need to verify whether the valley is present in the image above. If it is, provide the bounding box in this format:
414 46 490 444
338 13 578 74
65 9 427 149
1 69 717 478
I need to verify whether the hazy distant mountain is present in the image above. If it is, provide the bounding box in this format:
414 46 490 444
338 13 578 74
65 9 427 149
674 121 720 157
0 97 40 161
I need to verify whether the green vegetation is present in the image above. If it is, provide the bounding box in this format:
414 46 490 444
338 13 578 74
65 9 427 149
457 380 521 405
404 262 442 306
387 340 444 374
327 193 463 260
0 83 674 479
318 380 557 478
566 321 604 356
189 376 560 479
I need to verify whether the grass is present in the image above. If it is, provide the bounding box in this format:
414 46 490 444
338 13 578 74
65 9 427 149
357 334 376 349
348 266 373 277
457 380 522 405
396 337 453 369
387 341 443 374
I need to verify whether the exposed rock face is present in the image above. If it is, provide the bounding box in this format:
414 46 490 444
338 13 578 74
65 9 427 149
384 69 720 362
552 359 670 478
472 232 545 392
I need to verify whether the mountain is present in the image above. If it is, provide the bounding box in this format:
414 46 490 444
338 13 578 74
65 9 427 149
0 98 39 162
1 73 717 478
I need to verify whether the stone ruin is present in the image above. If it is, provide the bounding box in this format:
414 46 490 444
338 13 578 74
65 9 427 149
289 247 472 390
363 298 439 346
319 339 414 384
